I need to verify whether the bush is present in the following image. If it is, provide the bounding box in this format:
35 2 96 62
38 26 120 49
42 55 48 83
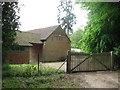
114 46 120 55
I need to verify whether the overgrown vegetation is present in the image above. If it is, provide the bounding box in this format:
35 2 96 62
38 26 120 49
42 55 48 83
3 74 65 88
2 64 64 77
2 2 20 62
70 29 83 48
2 64 84 88
78 2 120 54
2 64 65 88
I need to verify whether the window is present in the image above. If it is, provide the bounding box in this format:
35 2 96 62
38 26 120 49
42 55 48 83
55 36 63 41
11 46 29 52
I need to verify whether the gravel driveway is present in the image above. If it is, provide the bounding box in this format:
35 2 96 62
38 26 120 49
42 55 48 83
41 62 119 88
79 71 118 88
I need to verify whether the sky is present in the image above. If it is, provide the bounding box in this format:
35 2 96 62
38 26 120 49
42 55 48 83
18 0 88 32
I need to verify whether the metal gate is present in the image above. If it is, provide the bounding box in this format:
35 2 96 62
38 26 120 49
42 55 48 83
66 51 114 73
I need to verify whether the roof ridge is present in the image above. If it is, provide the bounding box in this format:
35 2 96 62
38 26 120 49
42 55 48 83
27 25 60 32
16 30 41 35
26 25 60 40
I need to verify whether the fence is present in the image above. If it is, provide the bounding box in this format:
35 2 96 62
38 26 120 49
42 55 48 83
67 51 114 73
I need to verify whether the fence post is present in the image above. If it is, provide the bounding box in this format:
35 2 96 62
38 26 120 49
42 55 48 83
110 51 113 70
38 53 40 75
67 50 71 73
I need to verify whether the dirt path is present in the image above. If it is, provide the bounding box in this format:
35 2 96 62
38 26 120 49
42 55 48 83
54 71 118 88
42 62 118 88
79 71 118 88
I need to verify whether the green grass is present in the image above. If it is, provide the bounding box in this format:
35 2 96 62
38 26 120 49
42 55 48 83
2 74 65 88
2 64 65 77
2 64 65 88
2 63 81 88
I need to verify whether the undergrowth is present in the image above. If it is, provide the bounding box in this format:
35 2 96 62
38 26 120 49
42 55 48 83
2 64 65 77
2 74 65 88
2 64 65 88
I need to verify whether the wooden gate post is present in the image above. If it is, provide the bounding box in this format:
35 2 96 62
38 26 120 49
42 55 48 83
67 50 71 73
110 51 114 70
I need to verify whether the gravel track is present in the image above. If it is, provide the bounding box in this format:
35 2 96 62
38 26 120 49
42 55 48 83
42 62 119 88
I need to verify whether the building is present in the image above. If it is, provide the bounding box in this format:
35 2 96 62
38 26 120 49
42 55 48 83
7 25 71 64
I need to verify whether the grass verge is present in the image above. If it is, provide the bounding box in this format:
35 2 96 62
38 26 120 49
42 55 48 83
2 64 65 77
2 74 65 88
2 64 65 88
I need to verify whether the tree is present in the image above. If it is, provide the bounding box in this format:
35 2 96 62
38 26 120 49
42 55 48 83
1 2 20 62
57 0 76 35
70 29 83 48
78 2 120 54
